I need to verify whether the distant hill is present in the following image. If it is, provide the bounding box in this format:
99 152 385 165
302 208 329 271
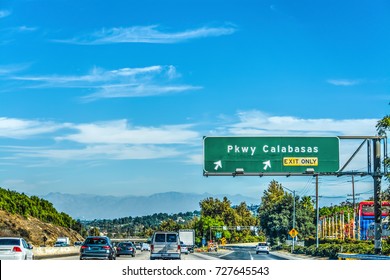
41 192 260 220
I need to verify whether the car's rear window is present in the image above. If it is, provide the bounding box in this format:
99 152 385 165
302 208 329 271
258 242 267 246
118 243 133 247
85 238 107 245
0 239 20 246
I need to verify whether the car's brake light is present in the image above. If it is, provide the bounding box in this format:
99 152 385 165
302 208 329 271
178 245 181 251
81 245 88 249
150 244 154 251
12 246 22 252
102 245 111 250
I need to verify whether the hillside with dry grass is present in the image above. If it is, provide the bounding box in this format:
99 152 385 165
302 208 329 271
0 188 84 246
0 209 83 246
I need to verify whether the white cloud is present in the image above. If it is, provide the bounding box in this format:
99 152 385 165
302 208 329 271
54 24 237 45
56 119 200 145
0 117 201 162
0 10 11 19
12 65 163 85
83 84 202 101
16 26 37 32
0 64 30 75
13 144 182 161
327 79 361 86
0 117 68 139
225 110 379 136
9 65 201 101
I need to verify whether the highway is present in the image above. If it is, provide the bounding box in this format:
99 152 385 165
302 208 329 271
42 246 288 260
217 246 286 260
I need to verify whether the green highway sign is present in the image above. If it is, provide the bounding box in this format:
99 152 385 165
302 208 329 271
203 136 340 175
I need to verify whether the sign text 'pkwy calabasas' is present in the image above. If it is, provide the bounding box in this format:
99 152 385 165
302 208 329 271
203 136 340 175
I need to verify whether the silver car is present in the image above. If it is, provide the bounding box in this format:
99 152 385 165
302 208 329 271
0 237 34 260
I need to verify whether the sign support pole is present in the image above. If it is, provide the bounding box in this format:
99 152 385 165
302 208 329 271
315 174 319 248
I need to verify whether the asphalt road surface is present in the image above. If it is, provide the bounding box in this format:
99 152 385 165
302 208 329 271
42 246 288 260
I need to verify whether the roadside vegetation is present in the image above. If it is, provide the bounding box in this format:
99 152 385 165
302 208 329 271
0 188 82 232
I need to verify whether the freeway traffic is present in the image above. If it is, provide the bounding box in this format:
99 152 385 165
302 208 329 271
40 245 290 260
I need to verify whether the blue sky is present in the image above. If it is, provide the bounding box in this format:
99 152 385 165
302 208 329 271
0 0 389 207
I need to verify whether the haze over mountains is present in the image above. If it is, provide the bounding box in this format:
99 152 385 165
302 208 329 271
41 192 260 220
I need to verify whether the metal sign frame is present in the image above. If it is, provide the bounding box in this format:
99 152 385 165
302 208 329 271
204 135 388 255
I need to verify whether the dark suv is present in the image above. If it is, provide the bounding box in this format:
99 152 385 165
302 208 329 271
80 236 116 260
116 241 136 257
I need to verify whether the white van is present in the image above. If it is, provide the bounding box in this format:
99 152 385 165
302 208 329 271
150 231 181 260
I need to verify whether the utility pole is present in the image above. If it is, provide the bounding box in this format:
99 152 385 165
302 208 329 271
352 175 356 239
373 138 383 254
292 190 296 252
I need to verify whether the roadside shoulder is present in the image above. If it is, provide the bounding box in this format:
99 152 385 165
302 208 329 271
271 250 329 260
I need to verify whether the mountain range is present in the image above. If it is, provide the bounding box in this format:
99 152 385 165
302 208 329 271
41 192 260 220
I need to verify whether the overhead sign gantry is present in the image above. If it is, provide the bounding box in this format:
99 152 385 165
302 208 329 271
203 134 388 255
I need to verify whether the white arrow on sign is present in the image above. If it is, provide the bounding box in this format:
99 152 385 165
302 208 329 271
263 160 271 170
214 160 222 170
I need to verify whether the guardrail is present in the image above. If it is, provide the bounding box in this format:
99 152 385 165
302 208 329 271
338 253 390 260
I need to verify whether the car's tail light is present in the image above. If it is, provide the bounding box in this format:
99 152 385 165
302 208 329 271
117 247 121 251
150 245 154 251
12 246 22 252
81 245 88 249
102 245 111 250
178 245 181 251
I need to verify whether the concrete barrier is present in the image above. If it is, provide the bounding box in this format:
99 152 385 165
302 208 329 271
33 246 80 259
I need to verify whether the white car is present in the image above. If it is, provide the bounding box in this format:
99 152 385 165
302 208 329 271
255 242 270 254
141 243 150 251
0 237 34 260
180 241 189 254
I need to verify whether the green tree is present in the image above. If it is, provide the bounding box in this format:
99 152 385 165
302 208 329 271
258 181 316 245
196 215 224 243
258 180 287 245
159 219 179 231
295 196 316 238
89 227 100 236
